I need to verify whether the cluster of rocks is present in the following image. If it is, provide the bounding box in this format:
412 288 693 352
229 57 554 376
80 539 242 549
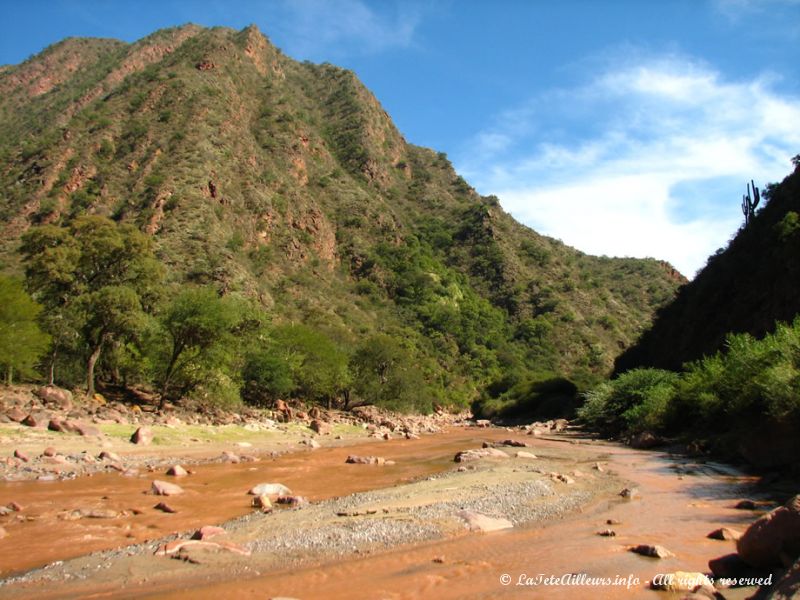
704 494 800 598
637 494 800 598
517 419 570 437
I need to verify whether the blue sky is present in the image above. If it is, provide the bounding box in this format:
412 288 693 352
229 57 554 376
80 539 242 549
2 0 799 276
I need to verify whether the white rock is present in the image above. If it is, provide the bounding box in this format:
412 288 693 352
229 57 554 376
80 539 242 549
457 510 513 532
248 483 292 496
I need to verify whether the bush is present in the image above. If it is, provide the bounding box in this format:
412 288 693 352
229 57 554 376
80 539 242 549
578 368 679 435
241 350 293 406
473 374 578 421
583 317 800 440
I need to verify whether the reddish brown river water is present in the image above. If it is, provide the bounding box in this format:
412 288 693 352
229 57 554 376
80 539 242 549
0 428 761 599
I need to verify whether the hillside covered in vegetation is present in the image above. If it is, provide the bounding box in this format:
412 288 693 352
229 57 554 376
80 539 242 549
616 160 800 374
0 24 682 413
583 161 800 468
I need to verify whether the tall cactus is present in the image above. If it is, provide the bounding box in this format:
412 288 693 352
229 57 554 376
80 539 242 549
742 179 760 225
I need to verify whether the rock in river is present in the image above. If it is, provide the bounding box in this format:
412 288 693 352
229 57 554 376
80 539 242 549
166 465 188 477
707 527 742 541
248 483 292 497
630 544 674 559
737 494 800 568
454 448 509 463
151 480 184 496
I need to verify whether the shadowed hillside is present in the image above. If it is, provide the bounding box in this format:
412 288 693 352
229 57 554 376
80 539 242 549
616 160 800 374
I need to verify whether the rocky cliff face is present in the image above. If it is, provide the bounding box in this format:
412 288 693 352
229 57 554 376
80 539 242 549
0 24 682 394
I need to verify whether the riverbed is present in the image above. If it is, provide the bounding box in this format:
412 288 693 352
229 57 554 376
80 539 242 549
0 427 765 599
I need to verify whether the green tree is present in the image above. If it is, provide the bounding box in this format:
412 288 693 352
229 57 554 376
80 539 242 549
241 350 294 406
152 287 249 407
350 334 430 412
0 275 51 385
272 324 350 409
21 216 162 396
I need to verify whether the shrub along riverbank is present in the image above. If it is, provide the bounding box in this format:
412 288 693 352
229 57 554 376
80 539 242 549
579 316 800 469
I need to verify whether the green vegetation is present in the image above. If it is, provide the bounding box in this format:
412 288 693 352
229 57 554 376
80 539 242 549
20 216 162 396
580 318 800 454
0 24 683 415
0 275 51 384
616 162 800 373
151 287 252 407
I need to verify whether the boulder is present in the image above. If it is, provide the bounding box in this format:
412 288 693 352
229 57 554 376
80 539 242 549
0 526 6 539
221 450 240 463
596 529 616 537
736 499 758 510
98 451 121 462
22 414 43 428
620 487 639 499
707 527 742 541
708 553 767 579
48 419 68 432
346 455 385 465
130 426 153 445
248 483 292 497
13 449 29 462
154 502 177 513
515 451 538 459
42 447 57 457
36 386 73 411
500 439 528 447
737 494 800 568
630 544 674 559
5 407 26 423
454 448 509 463
457 510 513 532
166 465 188 477
310 419 330 435
550 473 575 485
151 480 184 496
70 421 101 437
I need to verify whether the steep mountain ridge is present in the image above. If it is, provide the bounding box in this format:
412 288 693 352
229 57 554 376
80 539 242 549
0 24 682 405
615 161 800 373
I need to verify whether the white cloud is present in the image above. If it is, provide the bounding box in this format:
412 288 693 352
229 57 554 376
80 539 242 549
274 0 422 58
458 55 800 277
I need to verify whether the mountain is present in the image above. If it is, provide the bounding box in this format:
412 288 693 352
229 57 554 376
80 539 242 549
0 24 682 408
615 160 800 374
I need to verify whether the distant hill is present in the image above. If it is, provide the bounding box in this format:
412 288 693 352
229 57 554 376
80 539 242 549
0 24 682 407
615 160 800 374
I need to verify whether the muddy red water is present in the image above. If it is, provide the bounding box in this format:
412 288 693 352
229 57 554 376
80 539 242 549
0 429 496 576
151 440 760 600
1 428 763 599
